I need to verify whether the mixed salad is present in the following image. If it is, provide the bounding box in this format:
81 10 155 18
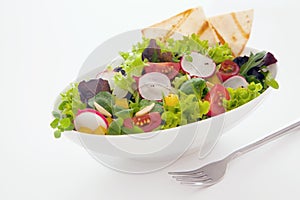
50 34 278 138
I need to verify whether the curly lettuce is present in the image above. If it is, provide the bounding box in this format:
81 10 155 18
159 33 209 62
160 34 233 63
113 39 149 94
161 91 210 129
224 82 263 111
208 43 234 64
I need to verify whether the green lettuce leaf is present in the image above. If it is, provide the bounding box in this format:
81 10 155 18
114 39 149 94
178 91 209 125
50 83 86 138
239 51 266 76
179 78 208 99
107 118 123 135
224 82 263 111
88 91 113 113
208 43 234 64
161 111 181 129
159 33 209 62
172 75 188 89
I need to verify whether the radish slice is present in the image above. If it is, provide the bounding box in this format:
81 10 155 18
181 52 216 78
223 75 249 89
138 72 171 100
112 86 128 98
74 108 108 131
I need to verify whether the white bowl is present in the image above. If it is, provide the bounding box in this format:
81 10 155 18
54 29 277 168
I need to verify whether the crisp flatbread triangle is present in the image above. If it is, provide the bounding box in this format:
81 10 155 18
209 9 254 56
142 7 218 46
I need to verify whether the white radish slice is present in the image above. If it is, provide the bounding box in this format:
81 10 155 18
223 75 249 89
138 72 171 100
112 86 128 98
74 108 108 131
181 52 216 78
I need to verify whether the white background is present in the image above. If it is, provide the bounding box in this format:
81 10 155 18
1 0 300 199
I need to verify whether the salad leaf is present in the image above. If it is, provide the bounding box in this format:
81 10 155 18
239 51 266 76
161 93 181 129
224 82 263 111
78 78 110 104
122 53 145 76
161 80 210 128
263 52 278 66
139 99 164 113
172 75 188 89
52 111 61 119
265 73 279 89
208 43 234 64
50 83 86 138
113 73 135 94
131 37 151 54
50 118 59 129
60 118 71 129
54 130 62 138
114 108 133 119
238 51 279 91
179 92 202 125
107 118 123 135
161 111 181 129
88 91 113 114
142 39 173 62
128 95 163 116
114 47 146 94
199 100 210 118
239 51 279 90
160 33 209 61
179 96 199 124
179 78 208 99
122 126 144 134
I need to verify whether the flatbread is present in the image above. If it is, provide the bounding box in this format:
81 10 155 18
209 9 254 56
142 7 218 46
142 7 254 56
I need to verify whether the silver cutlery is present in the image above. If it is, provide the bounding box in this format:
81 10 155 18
169 119 300 187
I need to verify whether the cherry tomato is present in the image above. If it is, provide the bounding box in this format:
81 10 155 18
144 62 180 79
123 112 162 132
204 84 230 117
217 60 240 82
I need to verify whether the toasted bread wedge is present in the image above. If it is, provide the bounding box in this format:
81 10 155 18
142 7 218 46
209 9 254 56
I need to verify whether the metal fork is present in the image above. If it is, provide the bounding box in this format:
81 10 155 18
169 119 300 187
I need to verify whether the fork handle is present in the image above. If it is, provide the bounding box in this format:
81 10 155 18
228 119 300 160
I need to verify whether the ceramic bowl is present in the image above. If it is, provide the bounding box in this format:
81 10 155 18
54 29 277 163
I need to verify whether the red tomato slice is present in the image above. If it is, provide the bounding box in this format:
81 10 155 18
204 84 230 117
123 112 162 132
144 62 180 79
216 60 240 82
